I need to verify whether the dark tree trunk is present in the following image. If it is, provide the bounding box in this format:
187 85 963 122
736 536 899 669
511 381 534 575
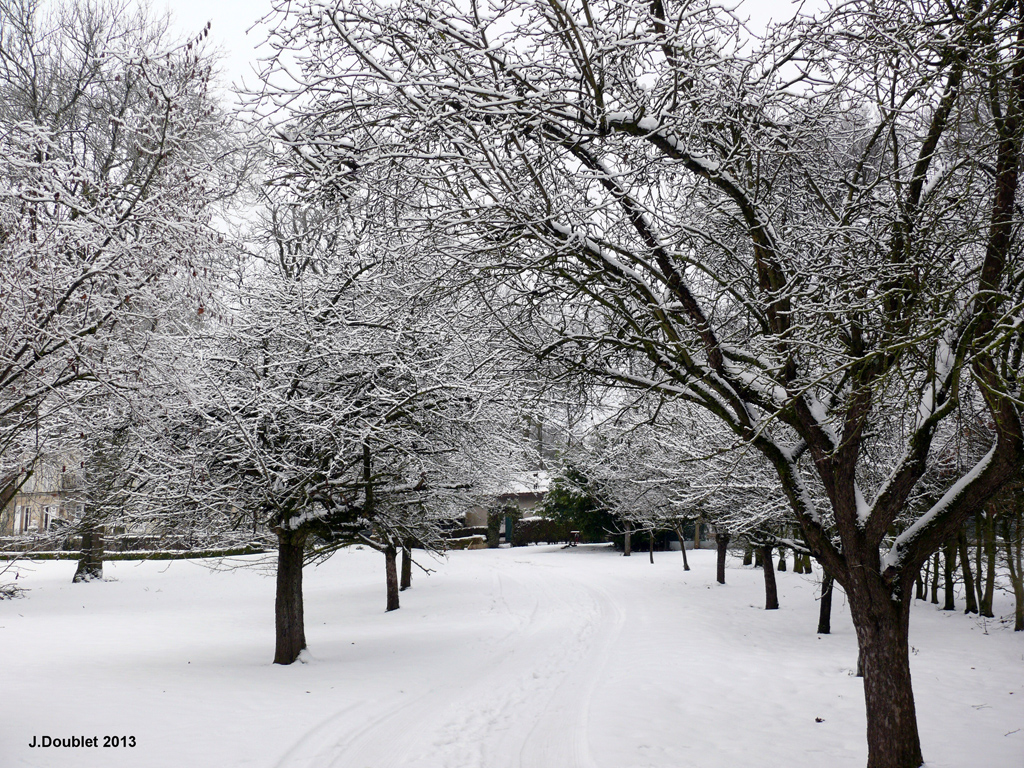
400 541 413 591
929 552 940 604
623 522 632 556
674 526 690 571
777 547 787 572
914 558 926 601
649 530 654 563
715 533 729 584
73 523 104 583
817 571 834 634
754 546 763 568
384 543 400 611
742 542 753 566
761 544 779 609
958 528 978 614
274 528 307 665
942 536 957 611
982 509 997 617
850 593 923 768
693 521 701 551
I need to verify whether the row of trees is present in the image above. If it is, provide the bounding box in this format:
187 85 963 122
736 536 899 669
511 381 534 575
0 0 534 661
254 0 1024 766
3 0 1024 767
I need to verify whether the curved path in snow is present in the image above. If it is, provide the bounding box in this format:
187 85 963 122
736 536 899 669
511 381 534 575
273 549 626 768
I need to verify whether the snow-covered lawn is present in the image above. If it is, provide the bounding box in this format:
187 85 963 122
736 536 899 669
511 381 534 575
1 545 1021 768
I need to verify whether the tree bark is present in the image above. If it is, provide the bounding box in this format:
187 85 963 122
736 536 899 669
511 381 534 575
623 521 632 556
674 525 690 571
777 547 787 572
851 594 923 768
942 536 957 611
274 528 307 665
715 532 729 584
761 544 779 610
958 527 978 614
384 543 400 611
649 529 654 563
929 552 940 604
818 571 834 634
693 520 701 551
742 542 753 566
72 522 104 583
400 541 413 591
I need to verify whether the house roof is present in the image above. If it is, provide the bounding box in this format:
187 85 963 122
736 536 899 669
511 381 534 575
502 470 551 496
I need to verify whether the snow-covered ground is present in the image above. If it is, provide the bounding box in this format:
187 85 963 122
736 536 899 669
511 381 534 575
1 545 1021 768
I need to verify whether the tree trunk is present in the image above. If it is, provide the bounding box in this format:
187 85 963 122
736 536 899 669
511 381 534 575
958 527 978 614
385 543 400 611
818 571 834 634
623 522 632 556
914 556 926 601
929 551 940 604
693 520 701 551
777 547 787 572
850 595 923 768
274 528 307 665
742 542 753 566
715 532 729 584
982 508 997 618
942 536 957 611
400 541 413 591
649 530 654 564
754 545 763 568
72 522 104 583
674 525 690 571
761 544 779 609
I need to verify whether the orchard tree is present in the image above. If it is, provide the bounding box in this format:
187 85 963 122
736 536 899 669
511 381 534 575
578 399 805 592
260 0 1024 764
184 171 525 663
0 0 235 528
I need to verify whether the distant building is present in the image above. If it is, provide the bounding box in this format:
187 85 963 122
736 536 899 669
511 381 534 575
466 470 551 529
0 459 81 535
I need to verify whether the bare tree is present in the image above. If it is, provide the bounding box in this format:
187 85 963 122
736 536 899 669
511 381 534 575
180 168 525 663
258 0 1024 764
0 0 237 576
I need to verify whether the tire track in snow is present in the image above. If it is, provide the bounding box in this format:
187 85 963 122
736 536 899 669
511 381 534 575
513 577 624 768
273 553 625 768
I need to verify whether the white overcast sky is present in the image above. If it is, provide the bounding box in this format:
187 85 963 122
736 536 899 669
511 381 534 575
159 0 815 96
156 0 274 94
